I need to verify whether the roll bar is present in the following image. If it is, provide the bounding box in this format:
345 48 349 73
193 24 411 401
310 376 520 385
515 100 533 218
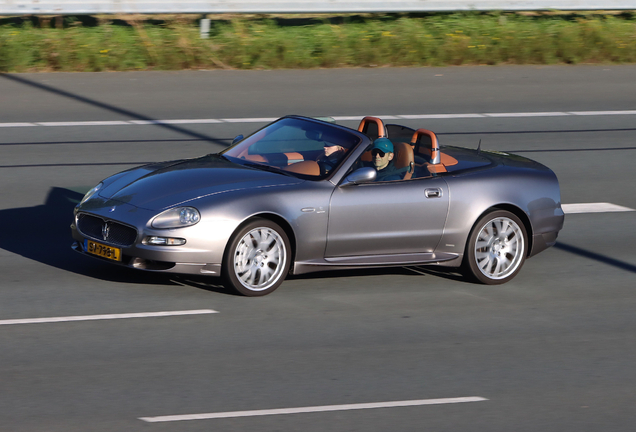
357 116 387 138
410 129 440 165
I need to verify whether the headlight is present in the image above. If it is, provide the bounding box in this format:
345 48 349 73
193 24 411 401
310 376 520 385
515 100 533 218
152 207 200 229
80 183 103 205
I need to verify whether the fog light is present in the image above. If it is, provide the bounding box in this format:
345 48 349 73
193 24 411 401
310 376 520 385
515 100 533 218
131 257 147 268
145 236 186 246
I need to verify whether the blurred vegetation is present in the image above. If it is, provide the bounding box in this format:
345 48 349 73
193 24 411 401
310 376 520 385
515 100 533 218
1 12 636 72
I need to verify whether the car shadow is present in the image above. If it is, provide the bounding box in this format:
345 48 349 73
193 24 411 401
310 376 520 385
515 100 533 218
0 187 178 285
169 276 234 295
554 242 636 274
288 264 467 283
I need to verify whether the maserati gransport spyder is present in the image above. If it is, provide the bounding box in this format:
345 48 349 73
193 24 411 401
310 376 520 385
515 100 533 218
71 115 564 296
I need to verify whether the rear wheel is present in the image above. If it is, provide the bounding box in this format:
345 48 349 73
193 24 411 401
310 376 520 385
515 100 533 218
223 219 291 296
463 210 528 284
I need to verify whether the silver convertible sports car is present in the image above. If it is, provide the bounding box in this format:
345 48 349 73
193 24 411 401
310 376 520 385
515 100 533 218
71 115 564 296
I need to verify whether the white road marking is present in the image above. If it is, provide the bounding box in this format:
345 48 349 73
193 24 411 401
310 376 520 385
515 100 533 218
0 122 36 127
569 110 636 116
2 110 636 128
128 119 225 125
399 113 486 119
562 203 635 214
485 112 569 117
221 117 278 123
36 121 131 127
139 396 488 423
0 309 218 326
330 115 367 121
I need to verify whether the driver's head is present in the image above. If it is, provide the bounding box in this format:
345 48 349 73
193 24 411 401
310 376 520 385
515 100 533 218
371 138 394 170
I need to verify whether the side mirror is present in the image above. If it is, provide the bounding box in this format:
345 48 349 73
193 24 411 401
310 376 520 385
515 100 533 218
341 167 376 186
232 135 244 145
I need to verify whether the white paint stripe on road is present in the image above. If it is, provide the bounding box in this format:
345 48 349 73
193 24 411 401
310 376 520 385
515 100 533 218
3 110 636 128
331 115 368 121
0 122 37 127
129 119 224 125
221 117 278 123
399 113 485 119
0 309 218 326
139 396 488 423
36 121 131 126
157 119 224 124
485 112 570 117
569 110 636 116
562 203 635 214
331 115 401 121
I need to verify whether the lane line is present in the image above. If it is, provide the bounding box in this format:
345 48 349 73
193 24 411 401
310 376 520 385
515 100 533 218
569 110 636 116
36 121 131 127
485 112 569 118
129 119 224 125
0 309 218 326
139 396 488 422
221 117 278 123
3 110 636 128
562 203 635 214
330 115 368 121
396 113 485 119
0 122 36 128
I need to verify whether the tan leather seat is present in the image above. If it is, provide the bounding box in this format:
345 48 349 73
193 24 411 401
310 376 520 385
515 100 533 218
284 152 304 164
361 150 372 163
283 160 320 176
417 148 458 167
243 154 268 163
392 142 414 180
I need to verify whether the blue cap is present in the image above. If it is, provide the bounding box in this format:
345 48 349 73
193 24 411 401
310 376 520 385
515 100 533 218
372 137 394 154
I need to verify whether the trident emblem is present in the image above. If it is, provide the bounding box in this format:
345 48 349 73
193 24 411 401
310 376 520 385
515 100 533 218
102 222 110 241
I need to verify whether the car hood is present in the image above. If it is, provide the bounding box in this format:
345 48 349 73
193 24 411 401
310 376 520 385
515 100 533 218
97 156 303 210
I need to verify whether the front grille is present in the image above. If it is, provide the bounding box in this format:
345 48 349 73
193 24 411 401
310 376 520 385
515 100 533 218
77 213 138 247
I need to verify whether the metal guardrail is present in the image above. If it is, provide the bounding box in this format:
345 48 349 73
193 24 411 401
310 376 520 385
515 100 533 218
1 0 635 15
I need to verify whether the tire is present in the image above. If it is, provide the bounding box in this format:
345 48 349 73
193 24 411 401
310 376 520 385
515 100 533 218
222 218 291 296
463 210 528 285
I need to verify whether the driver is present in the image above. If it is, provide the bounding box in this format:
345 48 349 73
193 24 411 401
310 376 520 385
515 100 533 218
317 141 345 175
370 138 405 181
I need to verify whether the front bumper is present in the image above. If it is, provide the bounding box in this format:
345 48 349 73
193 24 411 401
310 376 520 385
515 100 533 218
71 239 222 276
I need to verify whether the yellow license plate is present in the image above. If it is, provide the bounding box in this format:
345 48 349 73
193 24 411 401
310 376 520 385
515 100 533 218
85 239 122 262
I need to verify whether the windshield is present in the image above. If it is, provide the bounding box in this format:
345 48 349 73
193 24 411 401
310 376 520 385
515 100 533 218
221 117 361 180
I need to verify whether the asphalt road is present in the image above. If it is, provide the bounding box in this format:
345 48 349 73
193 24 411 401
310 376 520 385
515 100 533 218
1 66 635 432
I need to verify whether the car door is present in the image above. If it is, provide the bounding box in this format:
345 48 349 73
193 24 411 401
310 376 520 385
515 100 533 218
325 177 449 258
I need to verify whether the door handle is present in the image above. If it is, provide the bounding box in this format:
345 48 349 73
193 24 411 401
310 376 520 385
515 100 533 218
425 188 442 198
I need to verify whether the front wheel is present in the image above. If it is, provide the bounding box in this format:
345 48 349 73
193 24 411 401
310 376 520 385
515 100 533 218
222 219 291 296
463 210 528 285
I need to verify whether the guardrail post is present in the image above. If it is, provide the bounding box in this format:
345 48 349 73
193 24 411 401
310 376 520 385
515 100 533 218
200 18 211 39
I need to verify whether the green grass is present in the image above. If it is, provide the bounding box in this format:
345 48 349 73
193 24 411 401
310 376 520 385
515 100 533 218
1 13 636 72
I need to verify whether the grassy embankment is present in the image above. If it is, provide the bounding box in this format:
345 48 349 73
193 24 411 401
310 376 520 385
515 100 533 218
0 13 635 72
